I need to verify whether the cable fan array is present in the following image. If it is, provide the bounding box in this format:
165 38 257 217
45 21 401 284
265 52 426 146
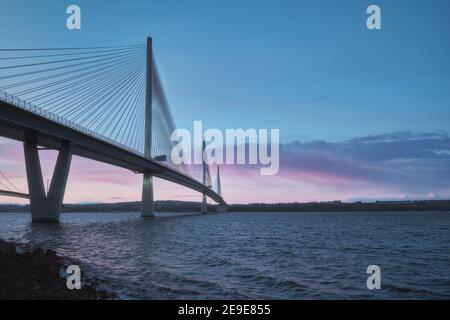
0 45 188 173
0 45 147 152
0 44 226 190
151 57 188 174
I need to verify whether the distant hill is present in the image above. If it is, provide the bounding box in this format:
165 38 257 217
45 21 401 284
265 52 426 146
1 200 450 213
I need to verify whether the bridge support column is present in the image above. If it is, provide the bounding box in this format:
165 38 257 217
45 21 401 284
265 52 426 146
201 193 208 214
23 141 47 222
141 172 154 217
140 36 155 218
24 140 73 223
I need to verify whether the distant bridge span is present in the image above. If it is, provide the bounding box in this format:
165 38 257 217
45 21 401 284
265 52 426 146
0 189 29 199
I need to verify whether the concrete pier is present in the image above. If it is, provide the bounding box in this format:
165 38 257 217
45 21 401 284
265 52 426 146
24 140 73 222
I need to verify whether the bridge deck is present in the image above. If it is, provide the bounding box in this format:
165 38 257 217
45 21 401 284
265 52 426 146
0 100 226 205
0 190 29 199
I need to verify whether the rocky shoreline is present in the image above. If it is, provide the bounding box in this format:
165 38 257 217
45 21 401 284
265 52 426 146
0 239 115 300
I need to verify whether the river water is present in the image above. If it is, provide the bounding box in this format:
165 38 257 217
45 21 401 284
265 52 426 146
0 211 449 299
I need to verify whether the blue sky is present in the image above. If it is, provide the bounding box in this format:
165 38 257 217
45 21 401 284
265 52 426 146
1 0 450 203
1 0 449 142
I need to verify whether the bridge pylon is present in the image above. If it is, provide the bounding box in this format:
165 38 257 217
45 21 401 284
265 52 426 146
201 194 208 214
201 140 208 214
141 36 155 218
24 139 73 222
215 166 228 213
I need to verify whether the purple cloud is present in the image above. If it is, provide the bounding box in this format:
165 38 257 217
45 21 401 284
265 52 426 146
279 131 450 196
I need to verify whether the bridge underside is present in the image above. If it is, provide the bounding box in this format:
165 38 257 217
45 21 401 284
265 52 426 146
0 100 226 210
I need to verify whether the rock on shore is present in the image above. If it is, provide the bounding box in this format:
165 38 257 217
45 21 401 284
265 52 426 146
0 239 114 300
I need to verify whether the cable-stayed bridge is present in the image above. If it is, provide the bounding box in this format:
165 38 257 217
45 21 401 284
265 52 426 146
0 37 226 222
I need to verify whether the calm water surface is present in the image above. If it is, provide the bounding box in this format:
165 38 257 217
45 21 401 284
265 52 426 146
0 211 449 299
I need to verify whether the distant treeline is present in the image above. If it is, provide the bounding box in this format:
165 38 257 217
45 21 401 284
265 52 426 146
229 200 450 212
1 200 450 213
0 201 202 213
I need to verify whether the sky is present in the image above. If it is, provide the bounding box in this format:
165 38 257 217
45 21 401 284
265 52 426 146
1 0 450 204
